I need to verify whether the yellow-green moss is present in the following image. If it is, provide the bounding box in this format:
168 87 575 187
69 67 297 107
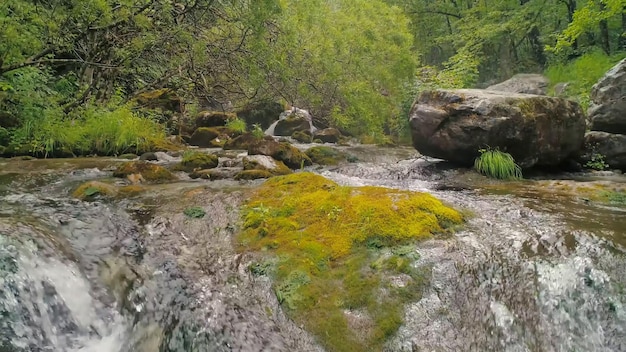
72 181 117 200
113 161 175 182
238 172 463 352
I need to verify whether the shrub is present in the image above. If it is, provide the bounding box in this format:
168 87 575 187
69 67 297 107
225 118 247 133
251 123 265 139
474 147 522 180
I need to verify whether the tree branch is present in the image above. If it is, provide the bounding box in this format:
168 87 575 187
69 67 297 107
0 59 116 75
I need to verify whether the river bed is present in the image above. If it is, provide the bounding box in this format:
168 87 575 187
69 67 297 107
1 146 625 351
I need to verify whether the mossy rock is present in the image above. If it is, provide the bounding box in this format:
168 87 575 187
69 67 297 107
312 128 342 144
248 140 312 169
274 115 311 136
113 161 176 182
195 111 236 128
173 152 219 172
73 181 117 200
238 173 463 351
118 153 138 160
135 88 183 113
189 168 239 180
235 170 274 180
223 132 268 150
291 130 312 143
243 155 292 176
305 146 349 165
188 127 236 148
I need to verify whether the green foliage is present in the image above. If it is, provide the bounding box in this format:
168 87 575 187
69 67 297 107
585 152 609 171
251 124 265 139
545 50 625 109
261 0 417 137
225 118 247 134
183 207 206 219
474 148 523 180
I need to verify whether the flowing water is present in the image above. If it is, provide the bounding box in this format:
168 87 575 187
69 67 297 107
1 147 625 352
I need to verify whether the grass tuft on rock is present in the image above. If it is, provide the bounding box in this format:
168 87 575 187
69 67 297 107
238 172 463 351
474 147 522 180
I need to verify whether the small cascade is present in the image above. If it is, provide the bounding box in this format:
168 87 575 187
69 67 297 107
264 107 317 136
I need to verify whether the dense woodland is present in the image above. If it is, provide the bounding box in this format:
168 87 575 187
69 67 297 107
1 0 626 156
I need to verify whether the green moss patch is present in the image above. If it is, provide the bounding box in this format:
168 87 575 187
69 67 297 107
238 173 463 351
305 146 350 165
72 181 117 200
112 161 175 182
173 151 219 172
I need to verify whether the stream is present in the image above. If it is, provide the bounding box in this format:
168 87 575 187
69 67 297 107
1 146 625 351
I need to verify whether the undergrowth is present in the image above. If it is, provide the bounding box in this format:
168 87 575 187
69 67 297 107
545 50 625 110
238 172 463 351
474 147 522 180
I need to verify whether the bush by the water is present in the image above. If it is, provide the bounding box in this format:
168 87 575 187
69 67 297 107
474 148 522 180
238 172 463 351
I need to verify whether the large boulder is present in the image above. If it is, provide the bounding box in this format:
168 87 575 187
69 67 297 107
271 108 315 136
409 89 586 168
195 111 236 128
487 74 549 95
248 140 312 169
579 131 626 170
313 128 342 143
588 59 626 134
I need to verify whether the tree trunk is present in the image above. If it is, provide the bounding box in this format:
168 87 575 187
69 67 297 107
599 3 611 54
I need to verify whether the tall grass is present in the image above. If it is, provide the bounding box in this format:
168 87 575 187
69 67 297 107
474 148 522 180
14 105 166 156
545 50 625 110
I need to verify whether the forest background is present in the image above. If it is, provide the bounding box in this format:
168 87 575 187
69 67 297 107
1 0 625 156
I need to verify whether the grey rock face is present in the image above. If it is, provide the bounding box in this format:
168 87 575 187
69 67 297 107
487 74 549 95
579 131 626 170
589 59 626 134
409 89 585 168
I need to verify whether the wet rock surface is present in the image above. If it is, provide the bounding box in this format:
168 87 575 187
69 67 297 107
1 147 626 351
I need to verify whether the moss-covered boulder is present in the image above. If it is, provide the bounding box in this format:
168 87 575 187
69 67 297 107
248 140 312 169
135 89 183 113
238 173 463 352
234 170 274 180
305 146 349 165
195 111 236 128
113 161 175 182
223 133 269 150
274 115 312 136
73 181 118 200
173 152 219 172
312 128 342 144
291 130 312 143
188 127 237 148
